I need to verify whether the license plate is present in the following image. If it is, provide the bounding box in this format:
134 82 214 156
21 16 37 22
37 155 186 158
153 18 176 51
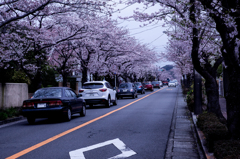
123 90 127 92
37 103 46 108
144 88 147 89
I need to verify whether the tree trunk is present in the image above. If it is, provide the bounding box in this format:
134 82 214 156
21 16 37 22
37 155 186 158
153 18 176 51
81 66 88 85
205 77 226 123
62 72 68 87
225 67 240 139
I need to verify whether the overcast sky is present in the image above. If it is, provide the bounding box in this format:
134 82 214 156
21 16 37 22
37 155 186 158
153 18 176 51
110 2 174 67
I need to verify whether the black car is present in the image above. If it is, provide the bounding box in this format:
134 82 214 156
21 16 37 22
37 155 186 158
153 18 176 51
21 87 86 124
117 82 138 99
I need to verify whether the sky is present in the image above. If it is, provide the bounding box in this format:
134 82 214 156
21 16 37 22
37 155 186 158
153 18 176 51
110 2 174 67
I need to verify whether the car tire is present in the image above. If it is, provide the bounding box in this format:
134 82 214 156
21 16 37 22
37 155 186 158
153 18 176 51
27 117 35 124
80 104 86 117
65 108 72 121
105 96 111 108
113 96 117 105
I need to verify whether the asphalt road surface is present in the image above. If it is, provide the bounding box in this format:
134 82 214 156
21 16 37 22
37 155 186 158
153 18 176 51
0 86 179 159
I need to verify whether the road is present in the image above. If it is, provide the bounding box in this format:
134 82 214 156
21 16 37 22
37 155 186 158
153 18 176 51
0 86 179 159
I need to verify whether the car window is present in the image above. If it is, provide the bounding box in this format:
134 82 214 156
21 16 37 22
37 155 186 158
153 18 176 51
82 83 104 89
119 83 130 88
106 82 113 89
65 90 72 97
134 83 141 86
69 90 77 98
32 88 62 98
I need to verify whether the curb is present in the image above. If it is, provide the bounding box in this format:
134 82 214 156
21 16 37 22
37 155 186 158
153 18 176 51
192 113 215 159
0 116 25 125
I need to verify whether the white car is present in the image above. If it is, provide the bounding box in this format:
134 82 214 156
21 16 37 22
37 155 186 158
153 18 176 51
159 81 163 87
79 81 117 108
168 81 176 87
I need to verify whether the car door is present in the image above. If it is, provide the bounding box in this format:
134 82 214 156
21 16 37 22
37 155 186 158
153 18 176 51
68 89 82 113
64 89 76 111
106 82 115 101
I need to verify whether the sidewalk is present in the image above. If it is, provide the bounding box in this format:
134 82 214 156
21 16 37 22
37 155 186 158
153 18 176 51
165 87 204 159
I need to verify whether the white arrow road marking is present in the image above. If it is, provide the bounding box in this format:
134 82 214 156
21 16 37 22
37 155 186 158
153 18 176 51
69 138 136 159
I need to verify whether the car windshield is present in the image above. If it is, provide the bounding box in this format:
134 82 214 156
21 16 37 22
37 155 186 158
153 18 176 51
142 82 150 85
119 83 130 88
152 81 159 84
32 88 62 98
134 83 141 86
82 83 103 89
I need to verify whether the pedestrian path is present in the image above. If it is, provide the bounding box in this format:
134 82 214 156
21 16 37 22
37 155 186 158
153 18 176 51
165 87 204 159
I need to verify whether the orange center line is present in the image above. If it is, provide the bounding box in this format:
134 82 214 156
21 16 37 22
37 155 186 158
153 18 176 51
6 87 166 159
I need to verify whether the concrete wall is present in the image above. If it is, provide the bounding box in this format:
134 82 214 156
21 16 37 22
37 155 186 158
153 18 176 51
0 83 28 109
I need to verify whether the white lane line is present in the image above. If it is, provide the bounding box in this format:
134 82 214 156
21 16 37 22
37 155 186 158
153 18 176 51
69 138 136 159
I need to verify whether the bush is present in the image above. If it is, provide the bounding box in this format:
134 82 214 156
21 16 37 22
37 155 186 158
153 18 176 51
0 112 8 120
197 112 229 152
0 107 21 120
214 140 240 159
185 88 194 112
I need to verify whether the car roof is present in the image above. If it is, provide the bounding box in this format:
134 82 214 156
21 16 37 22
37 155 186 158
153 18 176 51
83 81 107 84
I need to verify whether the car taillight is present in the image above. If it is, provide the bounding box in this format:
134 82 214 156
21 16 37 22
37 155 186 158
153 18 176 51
99 88 107 92
22 101 34 108
49 100 63 106
139 86 142 88
118 89 120 92
79 90 84 93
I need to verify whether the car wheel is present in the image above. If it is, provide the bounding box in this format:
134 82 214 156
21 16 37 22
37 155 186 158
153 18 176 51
80 104 86 117
27 117 35 124
113 96 117 105
105 96 111 108
65 108 72 121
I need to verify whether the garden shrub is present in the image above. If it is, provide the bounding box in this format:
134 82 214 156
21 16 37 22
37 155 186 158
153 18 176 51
197 112 229 152
0 107 21 121
214 140 240 159
0 112 8 120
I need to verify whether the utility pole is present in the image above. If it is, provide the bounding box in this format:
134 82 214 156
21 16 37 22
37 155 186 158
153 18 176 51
194 69 202 115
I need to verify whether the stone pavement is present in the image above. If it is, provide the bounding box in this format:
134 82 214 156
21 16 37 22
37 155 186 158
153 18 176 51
165 87 205 159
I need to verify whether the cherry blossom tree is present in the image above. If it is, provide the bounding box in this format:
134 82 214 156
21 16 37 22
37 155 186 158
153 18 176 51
123 0 227 122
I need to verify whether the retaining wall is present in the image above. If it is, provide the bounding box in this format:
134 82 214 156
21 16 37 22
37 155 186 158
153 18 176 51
0 83 28 109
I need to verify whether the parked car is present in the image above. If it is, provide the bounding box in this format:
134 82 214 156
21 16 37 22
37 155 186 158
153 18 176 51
162 80 169 86
151 81 161 89
79 81 117 108
21 87 86 124
134 82 145 94
117 82 138 99
172 79 178 86
159 81 163 87
142 82 154 91
168 81 177 87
